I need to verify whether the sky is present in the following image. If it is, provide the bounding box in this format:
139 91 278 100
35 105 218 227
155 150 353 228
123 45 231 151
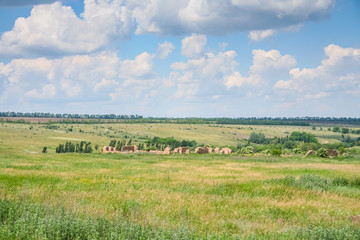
0 0 359 117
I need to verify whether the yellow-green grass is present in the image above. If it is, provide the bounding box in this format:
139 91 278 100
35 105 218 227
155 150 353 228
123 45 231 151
1 123 360 238
1 122 354 150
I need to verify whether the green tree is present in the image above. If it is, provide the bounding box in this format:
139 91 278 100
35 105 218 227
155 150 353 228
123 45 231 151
316 148 328 158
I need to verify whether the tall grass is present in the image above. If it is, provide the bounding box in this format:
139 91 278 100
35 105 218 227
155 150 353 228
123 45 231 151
1 199 360 240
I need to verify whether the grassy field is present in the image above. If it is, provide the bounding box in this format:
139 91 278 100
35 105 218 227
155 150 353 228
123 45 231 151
1 122 360 239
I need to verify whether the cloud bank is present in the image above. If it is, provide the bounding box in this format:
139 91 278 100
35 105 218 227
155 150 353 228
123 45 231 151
0 0 335 58
130 0 334 35
0 0 134 58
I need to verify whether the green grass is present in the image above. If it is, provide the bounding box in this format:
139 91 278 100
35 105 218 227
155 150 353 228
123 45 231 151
1 123 360 239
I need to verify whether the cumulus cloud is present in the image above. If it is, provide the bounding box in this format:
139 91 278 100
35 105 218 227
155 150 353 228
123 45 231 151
121 52 154 78
129 0 334 35
0 0 134 58
170 50 239 98
181 34 207 59
225 49 296 89
0 51 156 107
0 0 57 6
274 44 360 99
156 41 175 60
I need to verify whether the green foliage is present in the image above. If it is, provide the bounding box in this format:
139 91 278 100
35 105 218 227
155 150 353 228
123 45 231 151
109 140 116 147
281 175 331 191
351 177 360 188
137 143 145 150
293 225 360 240
298 142 321 152
289 131 318 143
145 136 197 150
342 128 350 134
277 175 360 192
45 125 58 130
0 199 201 240
271 149 282 156
56 141 92 153
333 126 340 132
116 140 126 151
338 147 346 155
316 148 329 158
293 148 301 154
332 177 349 186
249 132 266 144
240 146 254 154
42 146 47 153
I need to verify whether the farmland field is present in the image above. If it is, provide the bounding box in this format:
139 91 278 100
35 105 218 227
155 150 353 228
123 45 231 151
1 122 360 239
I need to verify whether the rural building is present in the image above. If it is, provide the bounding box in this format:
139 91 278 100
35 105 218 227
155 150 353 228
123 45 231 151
220 147 232 154
121 145 138 152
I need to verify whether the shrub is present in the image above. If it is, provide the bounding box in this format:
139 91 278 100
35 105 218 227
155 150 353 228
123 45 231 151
293 148 301 154
42 146 47 153
249 132 267 144
338 147 346 155
289 131 318 143
271 149 282 156
261 149 271 155
316 148 329 158
299 142 321 152
240 146 254 154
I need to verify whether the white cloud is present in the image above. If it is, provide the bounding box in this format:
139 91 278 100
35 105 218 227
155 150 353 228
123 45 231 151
170 50 239 98
156 41 175 60
181 34 207 59
248 24 303 41
225 49 296 89
94 78 119 92
274 44 360 98
129 0 334 35
0 0 134 58
0 51 157 106
248 29 276 41
0 0 57 6
120 52 154 78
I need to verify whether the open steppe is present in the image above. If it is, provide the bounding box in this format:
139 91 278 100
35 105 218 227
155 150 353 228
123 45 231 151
1 122 360 239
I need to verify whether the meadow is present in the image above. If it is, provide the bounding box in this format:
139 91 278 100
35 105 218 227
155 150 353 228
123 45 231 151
0 122 360 239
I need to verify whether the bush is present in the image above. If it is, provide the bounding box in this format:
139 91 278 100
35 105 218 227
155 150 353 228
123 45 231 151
316 148 329 158
299 142 321 152
261 149 271 155
293 148 301 154
282 149 292 155
249 132 267 144
271 149 282 156
338 147 346 155
42 146 47 153
240 146 254 154
289 131 318 143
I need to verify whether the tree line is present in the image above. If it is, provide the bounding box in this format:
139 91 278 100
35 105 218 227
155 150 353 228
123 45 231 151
55 141 93 153
0 112 143 119
107 137 197 151
2 112 360 125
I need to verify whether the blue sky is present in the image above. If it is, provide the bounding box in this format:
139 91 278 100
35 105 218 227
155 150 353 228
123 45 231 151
0 0 359 117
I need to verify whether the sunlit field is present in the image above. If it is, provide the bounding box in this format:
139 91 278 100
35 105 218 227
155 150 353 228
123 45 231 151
1 122 360 239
